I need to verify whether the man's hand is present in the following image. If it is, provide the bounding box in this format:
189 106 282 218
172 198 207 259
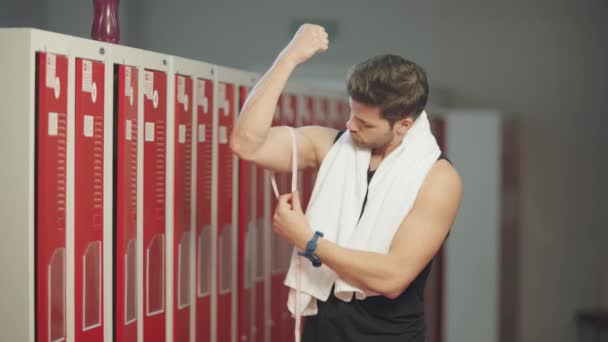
277 24 329 67
272 191 313 250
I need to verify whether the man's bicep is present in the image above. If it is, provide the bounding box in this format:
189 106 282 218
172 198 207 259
243 126 308 173
245 125 336 173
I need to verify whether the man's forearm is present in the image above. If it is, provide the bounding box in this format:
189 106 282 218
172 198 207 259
307 236 411 299
231 24 328 157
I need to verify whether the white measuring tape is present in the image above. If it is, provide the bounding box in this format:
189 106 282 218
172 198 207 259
270 126 302 342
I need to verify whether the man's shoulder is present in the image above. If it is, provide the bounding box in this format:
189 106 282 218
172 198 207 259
428 159 461 187
419 159 462 204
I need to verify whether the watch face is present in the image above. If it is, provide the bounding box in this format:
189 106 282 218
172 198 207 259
298 231 324 267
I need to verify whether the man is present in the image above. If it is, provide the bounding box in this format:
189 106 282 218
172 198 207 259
230 24 462 341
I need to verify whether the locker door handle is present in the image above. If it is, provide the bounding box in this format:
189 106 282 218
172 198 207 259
202 97 208 112
223 99 230 115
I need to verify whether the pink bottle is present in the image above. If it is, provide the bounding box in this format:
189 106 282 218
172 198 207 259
91 0 120 43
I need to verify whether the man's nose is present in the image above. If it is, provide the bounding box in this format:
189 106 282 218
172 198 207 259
346 118 358 132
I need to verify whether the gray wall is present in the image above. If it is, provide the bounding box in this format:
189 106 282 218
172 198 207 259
0 0 46 29
0 0 130 45
2 0 607 341
121 2 608 341
444 112 501 342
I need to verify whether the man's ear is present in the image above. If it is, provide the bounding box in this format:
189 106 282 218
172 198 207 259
395 117 414 135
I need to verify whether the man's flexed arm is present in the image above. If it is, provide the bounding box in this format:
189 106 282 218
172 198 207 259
230 24 334 173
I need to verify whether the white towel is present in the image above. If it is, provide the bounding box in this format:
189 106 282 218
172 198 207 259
284 111 441 316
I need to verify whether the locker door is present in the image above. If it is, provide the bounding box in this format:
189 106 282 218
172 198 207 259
114 64 139 342
424 116 447 342
216 82 236 342
315 97 329 128
270 93 297 342
254 162 266 342
282 94 298 342
36 52 68 342
268 96 283 342
299 95 314 212
262 94 282 342
329 98 345 130
336 100 350 129
74 57 105 342
195 77 214 342
142 69 167 342
237 85 255 342
173 74 194 342
308 97 329 202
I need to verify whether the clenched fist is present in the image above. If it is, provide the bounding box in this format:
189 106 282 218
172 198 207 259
277 24 329 67
272 191 313 251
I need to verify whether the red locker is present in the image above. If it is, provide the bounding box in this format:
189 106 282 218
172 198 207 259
253 163 266 342
270 94 297 342
258 97 287 342
269 96 282 342
314 97 329 128
282 94 298 342
74 57 105 342
237 85 255 342
275 94 296 203
299 96 314 211
339 100 350 127
173 74 193 342
327 98 343 130
142 69 167 342
265 97 285 342
424 116 447 342
195 78 214 342
115 64 139 342
308 97 333 203
217 82 236 342
36 52 68 342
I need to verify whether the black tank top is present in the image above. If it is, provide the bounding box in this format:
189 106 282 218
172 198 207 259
301 130 449 342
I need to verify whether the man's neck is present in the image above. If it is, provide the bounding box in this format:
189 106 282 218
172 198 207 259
372 134 404 159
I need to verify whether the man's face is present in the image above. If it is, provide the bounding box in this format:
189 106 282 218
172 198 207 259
345 98 394 149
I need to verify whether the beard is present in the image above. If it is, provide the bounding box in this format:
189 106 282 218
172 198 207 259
351 130 394 149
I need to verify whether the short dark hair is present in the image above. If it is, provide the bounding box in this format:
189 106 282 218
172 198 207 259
347 54 429 125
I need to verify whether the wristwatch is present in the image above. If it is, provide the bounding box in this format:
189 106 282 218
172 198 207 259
298 231 324 267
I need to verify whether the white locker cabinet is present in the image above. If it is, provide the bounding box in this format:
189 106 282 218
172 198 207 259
0 28 115 342
0 27 346 342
